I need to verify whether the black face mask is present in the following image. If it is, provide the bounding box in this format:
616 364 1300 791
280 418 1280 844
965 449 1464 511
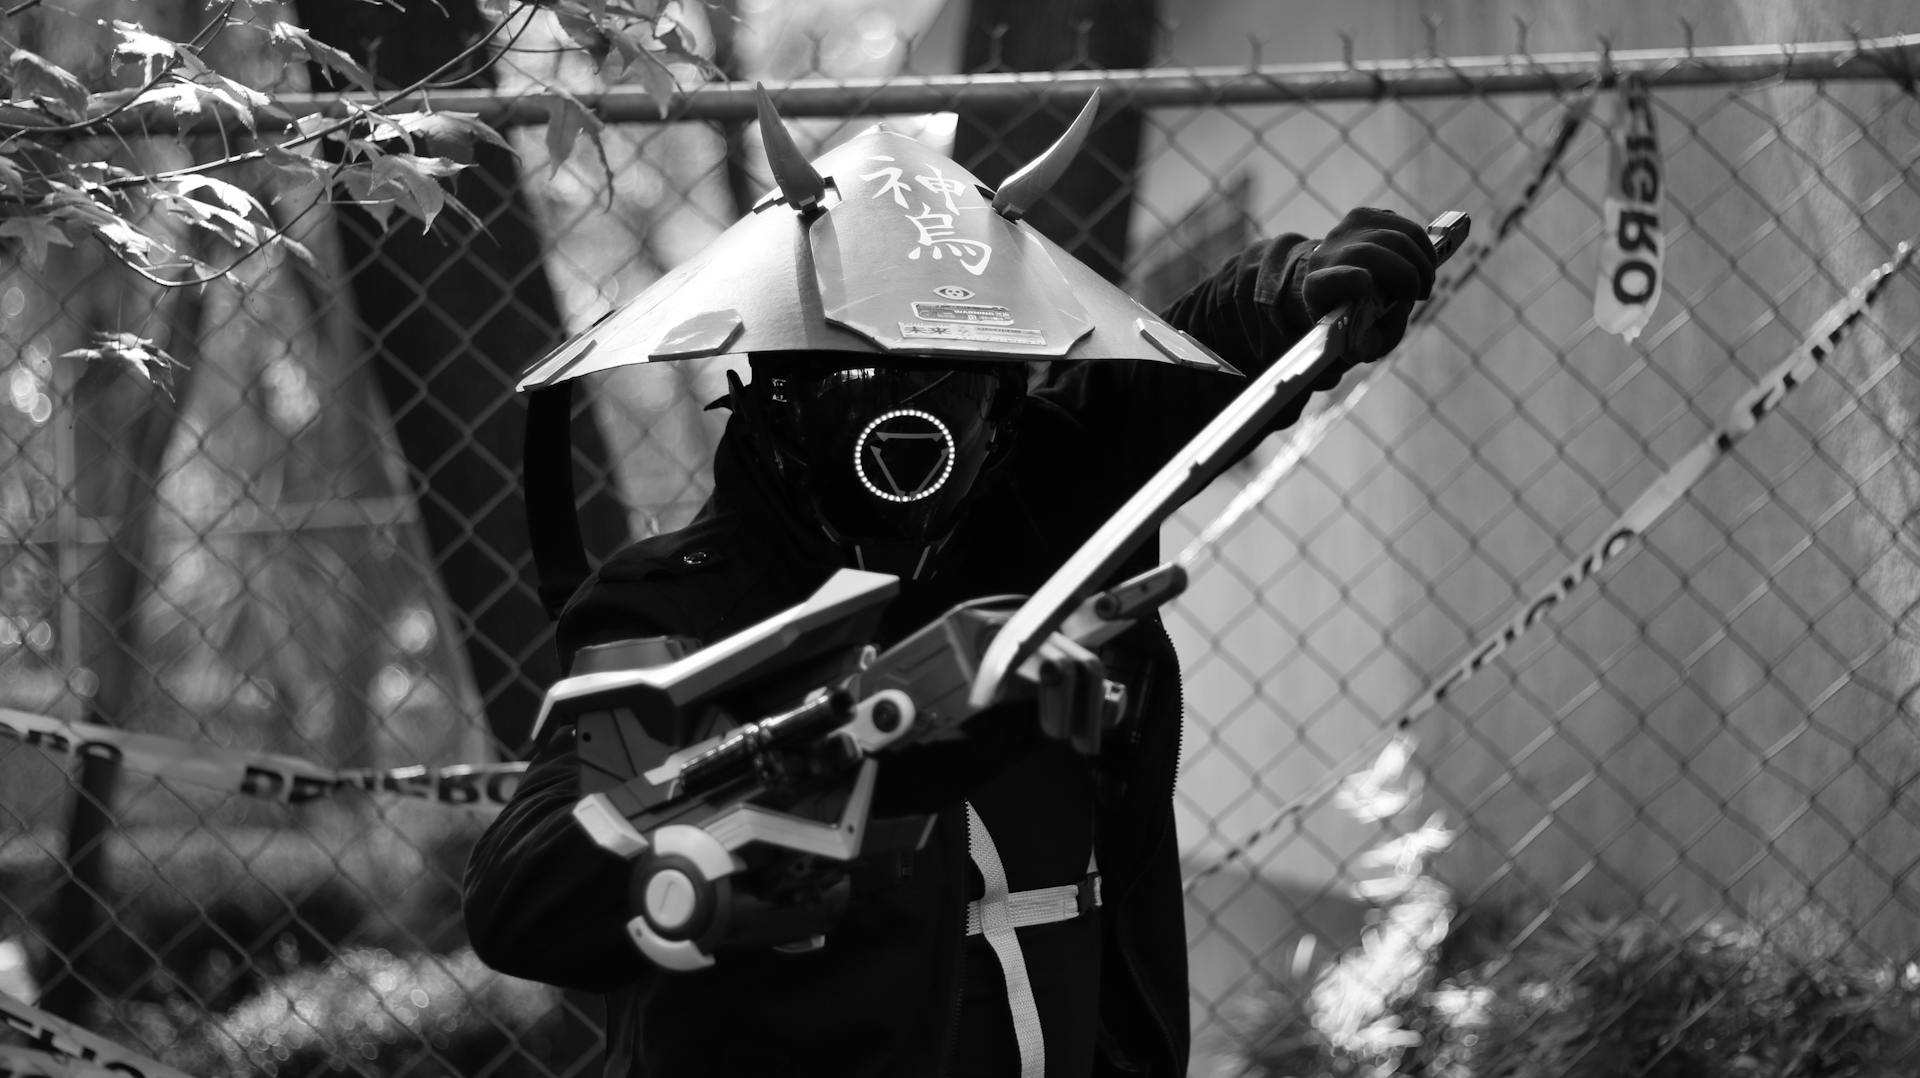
742 355 1024 578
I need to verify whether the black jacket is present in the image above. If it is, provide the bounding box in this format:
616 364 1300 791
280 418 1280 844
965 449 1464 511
465 235 1324 1076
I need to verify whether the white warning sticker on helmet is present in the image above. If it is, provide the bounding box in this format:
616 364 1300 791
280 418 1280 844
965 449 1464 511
911 301 1015 325
899 323 1047 347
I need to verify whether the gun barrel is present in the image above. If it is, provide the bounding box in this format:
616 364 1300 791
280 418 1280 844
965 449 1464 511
677 690 855 794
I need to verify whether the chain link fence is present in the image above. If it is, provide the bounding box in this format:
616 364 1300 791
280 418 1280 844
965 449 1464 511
3 18 1919 1077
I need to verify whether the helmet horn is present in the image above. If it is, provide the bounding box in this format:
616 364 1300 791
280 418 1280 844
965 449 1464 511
755 82 828 214
990 90 1101 222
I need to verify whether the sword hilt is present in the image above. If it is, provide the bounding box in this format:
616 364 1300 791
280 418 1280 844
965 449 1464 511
1324 210 1474 360
1426 210 1471 264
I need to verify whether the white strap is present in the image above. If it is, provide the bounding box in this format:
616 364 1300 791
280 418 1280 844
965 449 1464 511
966 802 1047 1078
964 876 1101 936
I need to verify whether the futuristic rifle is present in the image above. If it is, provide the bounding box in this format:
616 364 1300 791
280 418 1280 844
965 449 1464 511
535 211 1471 971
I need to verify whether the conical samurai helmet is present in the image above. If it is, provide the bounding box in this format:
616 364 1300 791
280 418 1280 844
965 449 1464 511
516 87 1236 391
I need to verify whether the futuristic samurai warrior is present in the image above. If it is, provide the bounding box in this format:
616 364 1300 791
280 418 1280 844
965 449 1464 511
465 90 1442 1077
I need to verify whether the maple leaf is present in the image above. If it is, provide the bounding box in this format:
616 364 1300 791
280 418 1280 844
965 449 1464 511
291 113 338 144
544 91 603 177
604 27 649 79
110 19 180 81
652 6 703 64
31 186 174 270
267 22 376 93
133 83 206 118
93 217 159 261
336 162 396 230
336 154 475 234
156 176 266 248
7 49 90 122
384 110 512 164
0 215 73 267
342 99 414 150
39 187 123 232
173 174 262 221
262 144 333 212
61 332 184 398
200 74 272 132
170 46 213 80
553 9 613 70
133 80 264 132
158 175 318 268
627 48 679 117
367 152 472 233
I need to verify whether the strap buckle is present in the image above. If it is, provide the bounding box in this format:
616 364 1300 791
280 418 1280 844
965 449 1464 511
1077 871 1101 915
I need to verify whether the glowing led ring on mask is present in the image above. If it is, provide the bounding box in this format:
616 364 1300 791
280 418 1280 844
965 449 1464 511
852 409 956 503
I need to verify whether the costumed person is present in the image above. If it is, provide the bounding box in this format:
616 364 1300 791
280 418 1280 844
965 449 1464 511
465 90 1440 1077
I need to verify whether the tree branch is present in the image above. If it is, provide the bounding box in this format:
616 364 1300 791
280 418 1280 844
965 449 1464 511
97 185 327 288
0 0 239 142
102 1 538 192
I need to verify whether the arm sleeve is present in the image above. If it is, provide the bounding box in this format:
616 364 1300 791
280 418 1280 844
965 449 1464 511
1158 233 1317 370
463 563 673 992
463 724 650 992
1035 234 1320 483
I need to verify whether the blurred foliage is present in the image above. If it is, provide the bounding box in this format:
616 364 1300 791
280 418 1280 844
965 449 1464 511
0 0 719 290
161 947 566 1078
1219 734 1920 1077
1450 912 1920 1078
1228 905 1920 1078
0 822 479 1014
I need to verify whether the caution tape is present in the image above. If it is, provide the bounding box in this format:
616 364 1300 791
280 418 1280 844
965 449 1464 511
0 707 524 811
0 1047 128 1078
1185 240 1916 892
0 992 198 1078
1593 74 1664 341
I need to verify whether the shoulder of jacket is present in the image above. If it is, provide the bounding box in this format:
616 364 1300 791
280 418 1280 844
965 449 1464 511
555 513 764 665
593 514 744 582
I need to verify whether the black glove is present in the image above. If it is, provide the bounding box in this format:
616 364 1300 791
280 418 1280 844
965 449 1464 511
1299 207 1438 366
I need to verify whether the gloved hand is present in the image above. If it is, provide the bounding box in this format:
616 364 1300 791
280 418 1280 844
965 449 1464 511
1299 207 1439 367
